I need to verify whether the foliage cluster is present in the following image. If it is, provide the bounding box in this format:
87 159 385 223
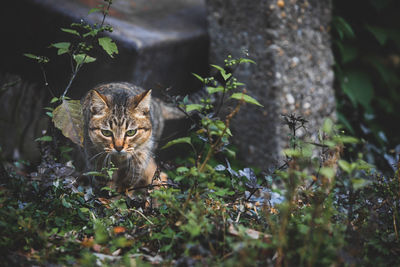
332 0 400 169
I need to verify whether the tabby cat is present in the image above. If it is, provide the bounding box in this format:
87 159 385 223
82 82 182 192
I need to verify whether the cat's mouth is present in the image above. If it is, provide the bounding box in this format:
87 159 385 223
109 151 129 164
110 150 128 157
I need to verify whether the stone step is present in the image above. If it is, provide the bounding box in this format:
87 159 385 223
0 0 208 162
1 0 208 98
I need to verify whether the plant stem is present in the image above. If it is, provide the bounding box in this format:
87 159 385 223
199 97 243 172
61 1 112 98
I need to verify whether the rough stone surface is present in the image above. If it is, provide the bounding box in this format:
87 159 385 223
206 0 335 168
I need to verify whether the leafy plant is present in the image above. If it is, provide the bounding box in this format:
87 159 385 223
332 0 400 170
25 0 118 148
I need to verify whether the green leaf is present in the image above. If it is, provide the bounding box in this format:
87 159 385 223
50 42 71 55
83 29 99 38
80 207 89 213
50 97 60 103
210 64 224 72
320 167 335 179
351 178 371 190
73 54 96 65
94 222 108 244
206 86 225 94
35 135 52 142
364 56 398 86
334 41 358 64
342 70 374 110
338 160 352 174
192 73 204 83
89 7 102 14
211 64 231 81
338 136 359 144
322 118 334 134
24 53 49 63
224 147 236 158
176 166 189 173
24 53 39 60
365 25 388 46
230 93 263 107
83 171 106 177
162 137 192 149
61 28 80 36
283 148 301 157
239 58 256 64
61 198 72 208
98 37 118 58
332 16 355 40
185 104 203 112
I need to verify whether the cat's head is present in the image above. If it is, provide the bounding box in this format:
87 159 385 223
85 89 152 156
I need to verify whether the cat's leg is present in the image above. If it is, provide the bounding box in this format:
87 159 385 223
143 158 157 186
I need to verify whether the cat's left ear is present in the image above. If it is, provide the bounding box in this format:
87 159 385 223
130 90 151 115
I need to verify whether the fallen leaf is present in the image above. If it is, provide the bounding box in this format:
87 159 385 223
113 226 126 234
52 99 84 146
228 224 271 242
81 236 94 248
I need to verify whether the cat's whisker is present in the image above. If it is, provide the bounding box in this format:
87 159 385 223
102 154 110 169
89 151 106 162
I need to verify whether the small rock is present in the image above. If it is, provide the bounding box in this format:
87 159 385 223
286 93 295 104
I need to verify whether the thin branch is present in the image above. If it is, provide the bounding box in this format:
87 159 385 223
40 64 55 97
129 208 154 225
62 1 112 98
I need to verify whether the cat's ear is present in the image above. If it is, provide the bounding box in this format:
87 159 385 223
89 90 109 115
130 90 151 115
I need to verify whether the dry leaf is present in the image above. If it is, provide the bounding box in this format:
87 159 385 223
228 224 271 242
113 226 126 234
52 100 84 146
81 236 94 248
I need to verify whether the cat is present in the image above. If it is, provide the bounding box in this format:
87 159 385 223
81 82 183 192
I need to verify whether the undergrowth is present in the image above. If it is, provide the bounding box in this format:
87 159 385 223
1 61 399 265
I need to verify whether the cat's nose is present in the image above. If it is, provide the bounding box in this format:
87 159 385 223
115 145 123 152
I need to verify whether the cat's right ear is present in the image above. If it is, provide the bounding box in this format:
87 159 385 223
89 90 109 115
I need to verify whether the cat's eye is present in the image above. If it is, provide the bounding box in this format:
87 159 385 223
126 129 137 137
101 129 113 137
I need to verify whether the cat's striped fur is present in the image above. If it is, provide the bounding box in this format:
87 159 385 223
82 82 182 191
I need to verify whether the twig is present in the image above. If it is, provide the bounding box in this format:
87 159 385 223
126 182 176 192
130 208 154 225
39 64 55 98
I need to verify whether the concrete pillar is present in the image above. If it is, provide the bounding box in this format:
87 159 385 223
206 0 335 168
